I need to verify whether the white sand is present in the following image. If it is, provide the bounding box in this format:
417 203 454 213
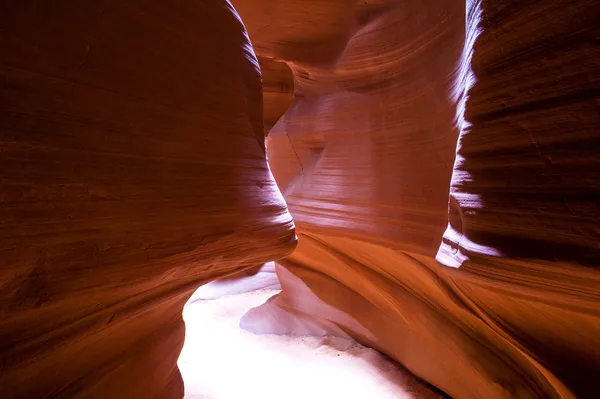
178 289 443 399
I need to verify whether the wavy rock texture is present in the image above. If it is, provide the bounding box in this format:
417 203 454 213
260 57 294 134
235 0 600 398
193 58 292 296
191 262 281 300
0 1 295 398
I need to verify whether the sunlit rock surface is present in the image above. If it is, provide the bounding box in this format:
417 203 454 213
0 1 295 398
191 262 280 300
180 290 446 399
235 0 600 398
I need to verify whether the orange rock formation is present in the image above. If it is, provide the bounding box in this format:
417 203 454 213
0 1 295 398
1 0 599 398
235 0 600 398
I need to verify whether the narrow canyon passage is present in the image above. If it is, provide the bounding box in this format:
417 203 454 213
1 1 598 398
178 289 445 399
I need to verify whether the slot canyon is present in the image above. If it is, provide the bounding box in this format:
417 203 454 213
0 0 599 398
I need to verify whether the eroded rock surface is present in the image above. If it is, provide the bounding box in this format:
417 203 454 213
2 0 599 398
0 1 295 398
190 262 281 301
235 0 600 398
259 57 294 134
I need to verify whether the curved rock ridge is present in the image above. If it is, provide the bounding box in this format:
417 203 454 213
0 1 295 398
234 0 600 398
190 262 281 301
439 0 600 268
259 57 294 134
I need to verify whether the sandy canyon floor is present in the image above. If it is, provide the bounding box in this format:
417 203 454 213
179 289 445 399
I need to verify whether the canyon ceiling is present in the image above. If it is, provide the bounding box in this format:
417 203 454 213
1 1 599 399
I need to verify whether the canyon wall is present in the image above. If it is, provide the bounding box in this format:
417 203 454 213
0 1 295 398
235 0 600 398
259 57 294 134
2 0 599 398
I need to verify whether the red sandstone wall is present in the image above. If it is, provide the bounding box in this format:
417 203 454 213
259 57 294 134
234 0 600 398
438 1 600 396
2 0 599 397
0 1 295 398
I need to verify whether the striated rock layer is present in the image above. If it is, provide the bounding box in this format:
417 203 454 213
0 1 295 398
236 0 600 398
259 57 294 134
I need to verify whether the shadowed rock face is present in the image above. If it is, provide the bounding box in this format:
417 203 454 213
259 57 294 134
0 1 295 398
2 0 599 398
234 0 600 398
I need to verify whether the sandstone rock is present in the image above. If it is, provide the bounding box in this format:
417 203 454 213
235 0 600 398
259 57 294 134
2 0 599 397
190 262 280 301
0 1 295 398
